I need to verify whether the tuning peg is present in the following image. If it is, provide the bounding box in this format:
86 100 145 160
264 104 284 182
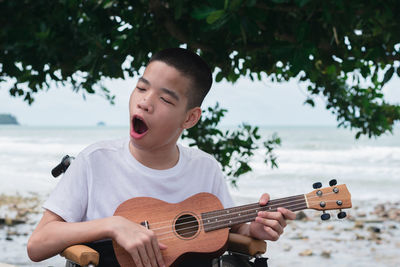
329 179 337 186
321 212 330 221
313 182 322 189
337 210 347 219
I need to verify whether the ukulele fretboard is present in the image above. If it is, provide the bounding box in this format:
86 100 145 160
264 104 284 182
201 194 306 232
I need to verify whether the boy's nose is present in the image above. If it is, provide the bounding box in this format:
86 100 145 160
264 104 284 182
137 97 154 113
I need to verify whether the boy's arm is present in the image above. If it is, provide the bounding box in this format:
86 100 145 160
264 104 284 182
230 193 296 241
27 210 166 267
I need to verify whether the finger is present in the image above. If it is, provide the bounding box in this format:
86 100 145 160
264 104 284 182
151 238 166 267
130 249 144 267
158 242 168 250
145 240 158 267
277 207 297 220
255 216 284 235
259 193 270 206
264 225 280 241
137 244 151 267
258 211 286 228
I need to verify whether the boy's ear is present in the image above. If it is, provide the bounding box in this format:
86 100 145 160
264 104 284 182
182 107 202 129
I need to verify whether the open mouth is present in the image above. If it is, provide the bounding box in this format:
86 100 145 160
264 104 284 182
132 116 149 136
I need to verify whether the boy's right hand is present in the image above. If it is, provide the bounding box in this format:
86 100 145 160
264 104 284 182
110 216 167 267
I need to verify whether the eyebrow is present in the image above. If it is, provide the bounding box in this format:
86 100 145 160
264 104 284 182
138 76 180 102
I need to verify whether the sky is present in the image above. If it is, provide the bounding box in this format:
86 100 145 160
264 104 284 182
1 72 400 127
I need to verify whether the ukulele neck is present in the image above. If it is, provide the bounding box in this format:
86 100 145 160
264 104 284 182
201 194 306 232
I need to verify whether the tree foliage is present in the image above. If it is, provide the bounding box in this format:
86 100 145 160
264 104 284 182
1 0 400 181
2 0 400 136
182 103 280 186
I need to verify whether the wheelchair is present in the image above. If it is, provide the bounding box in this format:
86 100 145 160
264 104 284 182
52 156 269 267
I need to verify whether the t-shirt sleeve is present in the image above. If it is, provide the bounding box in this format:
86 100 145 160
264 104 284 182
43 152 89 222
212 164 235 209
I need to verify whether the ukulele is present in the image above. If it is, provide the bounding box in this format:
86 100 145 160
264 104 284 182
112 181 351 266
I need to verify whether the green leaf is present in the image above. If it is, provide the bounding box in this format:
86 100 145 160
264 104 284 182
304 98 315 107
326 64 336 76
215 71 224 82
382 66 394 85
295 0 311 7
103 1 114 9
191 6 216 20
206 10 225 24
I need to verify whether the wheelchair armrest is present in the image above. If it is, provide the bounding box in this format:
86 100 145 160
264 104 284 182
61 245 99 266
227 233 267 256
60 234 265 266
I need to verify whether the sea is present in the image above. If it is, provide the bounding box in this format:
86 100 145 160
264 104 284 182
1 125 399 266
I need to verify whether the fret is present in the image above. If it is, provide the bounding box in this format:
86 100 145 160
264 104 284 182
202 194 306 232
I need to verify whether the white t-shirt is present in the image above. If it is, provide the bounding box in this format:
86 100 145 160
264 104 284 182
43 138 235 222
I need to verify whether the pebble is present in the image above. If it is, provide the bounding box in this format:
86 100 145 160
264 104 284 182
354 221 364 229
367 226 381 233
295 211 308 221
321 250 331 258
357 212 366 217
299 249 313 256
355 234 365 240
290 233 309 240
283 244 292 251
325 225 334 231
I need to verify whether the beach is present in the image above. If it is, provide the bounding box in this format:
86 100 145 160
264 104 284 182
1 125 399 266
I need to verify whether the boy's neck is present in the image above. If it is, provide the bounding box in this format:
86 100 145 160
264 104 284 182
128 141 180 170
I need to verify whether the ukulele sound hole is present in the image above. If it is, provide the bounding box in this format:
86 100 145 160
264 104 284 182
174 214 199 238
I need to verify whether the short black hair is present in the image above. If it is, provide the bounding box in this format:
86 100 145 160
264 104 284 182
149 48 212 109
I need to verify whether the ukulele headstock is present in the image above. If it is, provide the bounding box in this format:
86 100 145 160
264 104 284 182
305 180 352 220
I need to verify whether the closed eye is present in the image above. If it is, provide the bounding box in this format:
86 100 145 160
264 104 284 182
136 87 146 92
161 97 173 105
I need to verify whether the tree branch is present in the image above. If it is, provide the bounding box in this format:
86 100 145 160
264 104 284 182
148 0 212 52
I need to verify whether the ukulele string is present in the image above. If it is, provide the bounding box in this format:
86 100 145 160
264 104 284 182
154 197 343 240
147 190 343 233
148 197 306 232
155 198 344 242
145 190 343 228
155 201 310 241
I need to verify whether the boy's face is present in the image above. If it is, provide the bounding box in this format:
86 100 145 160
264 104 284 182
129 61 196 151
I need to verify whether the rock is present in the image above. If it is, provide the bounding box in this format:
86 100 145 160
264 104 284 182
295 211 308 220
5 217 13 226
290 233 309 240
0 217 26 226
368 233 382 242
354 221 364 229
356 212 367 217
283 244 292 252
388 209 400 221
355 234 365 240
299 249 313 256
367 226 381 233
321 250 331 258
373 204 385 214
325 225 334 230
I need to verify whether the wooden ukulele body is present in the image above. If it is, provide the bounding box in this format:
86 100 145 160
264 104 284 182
113 193 229 267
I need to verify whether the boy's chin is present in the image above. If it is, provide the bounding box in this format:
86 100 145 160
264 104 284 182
129 136 148 151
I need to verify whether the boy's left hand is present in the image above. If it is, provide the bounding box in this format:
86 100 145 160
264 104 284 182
249 193 296 241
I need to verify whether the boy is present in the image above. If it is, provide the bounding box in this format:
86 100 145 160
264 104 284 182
27 48 295 267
